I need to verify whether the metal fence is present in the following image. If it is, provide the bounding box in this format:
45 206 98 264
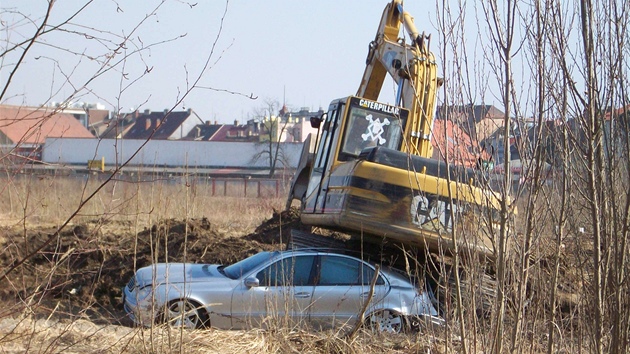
109 175 291 198
204 177 288 198
2 164 293 199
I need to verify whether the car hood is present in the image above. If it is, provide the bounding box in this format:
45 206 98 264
135 263 223 287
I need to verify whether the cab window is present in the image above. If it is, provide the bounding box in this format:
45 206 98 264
340 107 403 160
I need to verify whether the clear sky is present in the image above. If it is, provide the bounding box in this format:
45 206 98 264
1 1 445 123
3 1 529 124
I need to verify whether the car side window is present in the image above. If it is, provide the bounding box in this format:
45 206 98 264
318 255 384 286
256 255 315 286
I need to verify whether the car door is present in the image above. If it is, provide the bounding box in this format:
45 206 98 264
231 254 316 329
308 255 387 330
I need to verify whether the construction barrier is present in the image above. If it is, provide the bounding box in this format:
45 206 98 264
87 157 105 171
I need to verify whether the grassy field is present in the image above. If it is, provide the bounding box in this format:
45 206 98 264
0 174 284 233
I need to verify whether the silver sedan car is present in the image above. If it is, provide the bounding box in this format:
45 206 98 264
122 250 442 333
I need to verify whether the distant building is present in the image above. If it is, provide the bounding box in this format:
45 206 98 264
279 116 320 143
437 104 505 142
105 109 202 140
431 119 486 168
47 102 110 130
0 104 94 161
603 104 630 159
94 111 137 139
186 106 323 143
184 121 227 141
260 106 323 143
184 120 260 142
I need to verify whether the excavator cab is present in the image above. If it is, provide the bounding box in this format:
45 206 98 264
300 96 409 215
305 97 408 161
338 97 408 161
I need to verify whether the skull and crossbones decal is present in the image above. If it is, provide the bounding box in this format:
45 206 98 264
361 114 390 145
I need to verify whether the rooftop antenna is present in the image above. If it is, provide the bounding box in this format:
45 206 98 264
280 85 288 117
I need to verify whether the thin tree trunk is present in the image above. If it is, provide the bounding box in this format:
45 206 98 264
579 1 604 352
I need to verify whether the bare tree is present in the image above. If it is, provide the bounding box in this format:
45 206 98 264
436 0 626 352
544 0 630 352
251 98 291 177
472 1 523 352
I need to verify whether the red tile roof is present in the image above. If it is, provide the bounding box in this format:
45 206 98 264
87 109 110 126
431 119 485 168
604 104 630 121
0 105 94 145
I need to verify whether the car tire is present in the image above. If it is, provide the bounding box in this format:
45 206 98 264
163 299 208 329
365 309 407 334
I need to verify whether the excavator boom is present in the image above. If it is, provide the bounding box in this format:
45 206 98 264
357 0 438 158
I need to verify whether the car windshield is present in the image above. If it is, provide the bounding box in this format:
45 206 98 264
222 251 279 279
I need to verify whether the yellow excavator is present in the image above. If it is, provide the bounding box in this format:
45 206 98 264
286 0 503 259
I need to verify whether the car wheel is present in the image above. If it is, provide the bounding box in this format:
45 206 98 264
164 299 208 329
366 310 406 334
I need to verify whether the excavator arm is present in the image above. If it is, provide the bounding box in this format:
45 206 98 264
357 0 440 158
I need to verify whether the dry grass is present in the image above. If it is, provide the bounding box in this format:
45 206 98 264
0 315 446 354
0 174 285 235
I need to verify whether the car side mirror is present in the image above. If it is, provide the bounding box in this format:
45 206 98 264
244 277 260 288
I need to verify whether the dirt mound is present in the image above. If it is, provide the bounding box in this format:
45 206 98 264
243 207 309 245
0 215 290 321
